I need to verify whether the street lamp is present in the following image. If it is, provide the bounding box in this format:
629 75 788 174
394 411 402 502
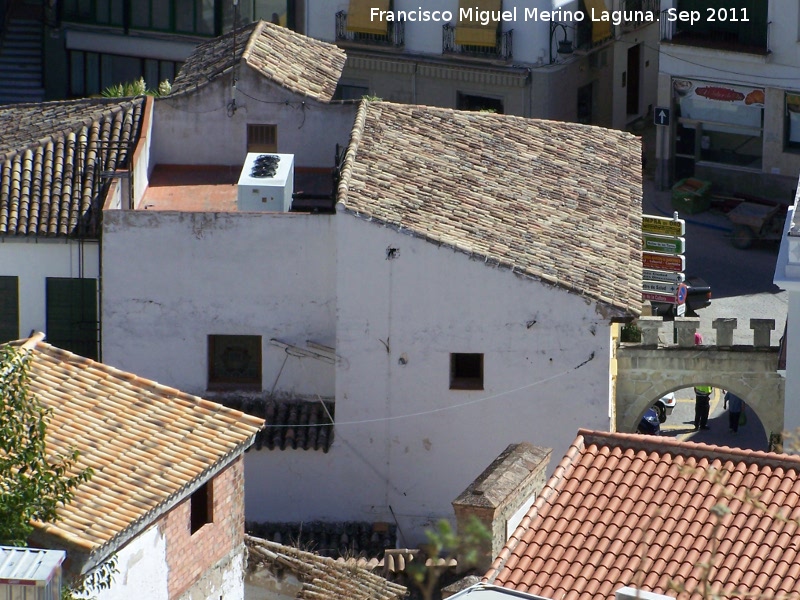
549 22 574 64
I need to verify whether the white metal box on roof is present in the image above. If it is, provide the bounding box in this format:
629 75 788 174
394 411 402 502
0 546 65 599
237 153 294 212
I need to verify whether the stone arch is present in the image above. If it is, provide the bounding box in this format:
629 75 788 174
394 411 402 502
616 346 784 440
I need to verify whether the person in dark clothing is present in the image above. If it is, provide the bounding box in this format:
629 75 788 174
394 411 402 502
694 385 712 430
724 391 744 433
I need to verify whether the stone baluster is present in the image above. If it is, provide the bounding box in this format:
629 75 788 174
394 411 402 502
750 318 775 348
636 317 663 347
712 318 738 347
674 317 700 348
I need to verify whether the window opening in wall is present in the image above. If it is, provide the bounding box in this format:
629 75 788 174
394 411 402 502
786 93 800 152
190 480 213 534
456 92 504 114
333 83 369 101
247 124 278 153
673 78 764 171
208 335 262 389
0 276 19 343
450 353 484 390
45 277 98 360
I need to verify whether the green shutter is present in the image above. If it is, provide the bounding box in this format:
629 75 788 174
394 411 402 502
0 276 19 343
46 278 98 360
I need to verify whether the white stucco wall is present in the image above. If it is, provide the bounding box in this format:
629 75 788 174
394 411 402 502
102 207 616 546
246 214 615 545
0 238 99 340
96 524 168 600
152 68 357 168
101 210 336 397
774 191 800 431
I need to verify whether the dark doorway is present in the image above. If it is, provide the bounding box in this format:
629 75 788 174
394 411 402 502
627 44 641 115
577 83 593 124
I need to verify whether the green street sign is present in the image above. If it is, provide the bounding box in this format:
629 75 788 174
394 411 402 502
642 234 685 255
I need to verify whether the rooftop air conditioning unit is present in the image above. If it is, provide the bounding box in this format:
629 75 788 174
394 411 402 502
237 153 294 212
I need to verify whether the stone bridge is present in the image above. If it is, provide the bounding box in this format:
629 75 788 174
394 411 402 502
615 316 784 444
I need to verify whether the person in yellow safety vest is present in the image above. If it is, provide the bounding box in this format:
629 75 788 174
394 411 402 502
694 385 712 431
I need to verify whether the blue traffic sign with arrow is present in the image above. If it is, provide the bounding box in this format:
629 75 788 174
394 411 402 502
654 107 670 127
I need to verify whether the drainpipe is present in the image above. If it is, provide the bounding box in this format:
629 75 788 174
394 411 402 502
411 62 417 104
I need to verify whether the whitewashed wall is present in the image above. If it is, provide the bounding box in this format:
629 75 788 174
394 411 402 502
101 210 336 398
96 524 168 600
152 68 357 169
102 206 615 545
0 238 99 340
244 213 614 545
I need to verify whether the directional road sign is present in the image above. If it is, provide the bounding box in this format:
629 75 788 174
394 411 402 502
642 252 685 272
654 107 670 127
643 281 678 294
642 215 685 237
643 291 678 303
643 269 685 284
643 234 685 255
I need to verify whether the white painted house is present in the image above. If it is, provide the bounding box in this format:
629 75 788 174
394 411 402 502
656 0 800 197
101 97 642 545
11 333 263 600
0 98 145 360
152 20 355 173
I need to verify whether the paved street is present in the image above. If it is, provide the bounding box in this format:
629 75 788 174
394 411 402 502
639 168 786 452
658 387 768 451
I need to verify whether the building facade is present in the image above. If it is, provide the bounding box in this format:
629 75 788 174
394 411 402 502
42 0 658 132
100 98 643 544
655 0 800 197
311 0 660 129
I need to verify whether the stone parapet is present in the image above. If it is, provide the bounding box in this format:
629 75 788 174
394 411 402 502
621 316 778 349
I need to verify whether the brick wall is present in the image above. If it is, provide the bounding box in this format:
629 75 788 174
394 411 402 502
162 456 245 599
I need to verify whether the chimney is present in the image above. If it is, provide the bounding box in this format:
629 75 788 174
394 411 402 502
452 443 551 574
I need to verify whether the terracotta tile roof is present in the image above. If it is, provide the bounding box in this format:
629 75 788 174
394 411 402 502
485 429 800 600
245 535 407 600
337 101 643 315
0 98 144 237
170 21 346 103
246 521 397 559
10 335 263 556
213 397 335 452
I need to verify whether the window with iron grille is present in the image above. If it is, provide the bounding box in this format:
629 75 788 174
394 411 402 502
208 335 262 389
247 124 278 153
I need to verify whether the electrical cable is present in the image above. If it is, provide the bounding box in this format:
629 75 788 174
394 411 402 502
263 350 596 428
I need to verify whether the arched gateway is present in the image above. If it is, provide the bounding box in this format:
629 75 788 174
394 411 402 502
615 317 784 444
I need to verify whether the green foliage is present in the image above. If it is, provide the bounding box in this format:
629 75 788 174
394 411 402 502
101 77 171 98
407 516 491 600
620 322 642 343
0 345 93 546
62 556 118 600
361 94 383 101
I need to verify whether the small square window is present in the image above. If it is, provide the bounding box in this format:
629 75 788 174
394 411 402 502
450 353 483 390
190 481 213 534
208 335 262 390
247 124 277 153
